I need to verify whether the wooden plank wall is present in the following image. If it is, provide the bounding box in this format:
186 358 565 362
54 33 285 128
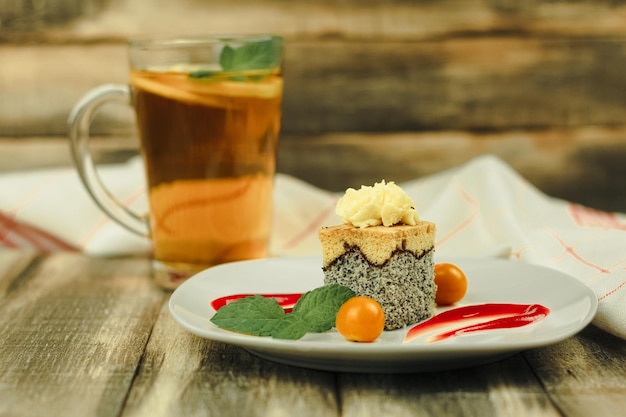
1 0 626 211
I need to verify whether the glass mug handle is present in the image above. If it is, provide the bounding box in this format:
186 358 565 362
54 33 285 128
68 84 150 237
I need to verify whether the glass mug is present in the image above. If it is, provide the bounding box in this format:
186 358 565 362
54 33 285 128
69 35 284 289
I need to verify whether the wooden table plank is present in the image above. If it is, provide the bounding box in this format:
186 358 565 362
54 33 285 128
0 252 165 417
5 0 626 43
122 302 340 417
337 354 561 417
4 37 626 137
523 325 626 417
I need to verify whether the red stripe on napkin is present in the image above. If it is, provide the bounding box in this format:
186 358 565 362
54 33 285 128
0 210 78 252
598 279 626 302
569 204 626 230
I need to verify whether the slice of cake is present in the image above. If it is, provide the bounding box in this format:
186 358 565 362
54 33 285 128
319 181 436 330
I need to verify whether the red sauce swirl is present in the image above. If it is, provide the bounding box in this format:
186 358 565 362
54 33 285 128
404 303 550 343
210 293 302 313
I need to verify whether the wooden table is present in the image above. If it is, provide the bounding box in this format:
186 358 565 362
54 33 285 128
1 248 625 417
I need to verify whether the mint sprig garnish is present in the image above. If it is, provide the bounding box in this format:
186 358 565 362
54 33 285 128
291 284 355 332
209 295 285 337
189 37 282 80
210 284 355 340
271 314 310 340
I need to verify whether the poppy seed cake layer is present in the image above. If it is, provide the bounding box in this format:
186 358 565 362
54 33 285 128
322 247 435 330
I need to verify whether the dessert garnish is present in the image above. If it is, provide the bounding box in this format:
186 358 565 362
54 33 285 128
335 180 419 228
211 293 302 313
404 303 550 343
336 296 385 342
210 284 354 340
434 262 468 306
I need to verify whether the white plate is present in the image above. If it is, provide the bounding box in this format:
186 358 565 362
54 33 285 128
169 256 597 373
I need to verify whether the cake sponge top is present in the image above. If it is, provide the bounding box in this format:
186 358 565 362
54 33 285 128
319 221 436 267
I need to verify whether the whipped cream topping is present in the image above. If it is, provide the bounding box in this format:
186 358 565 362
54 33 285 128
336 180 420 228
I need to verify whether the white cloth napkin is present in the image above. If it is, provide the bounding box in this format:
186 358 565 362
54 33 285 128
1 155 625 340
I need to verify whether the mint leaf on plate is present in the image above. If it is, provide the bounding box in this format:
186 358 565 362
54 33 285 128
271 314 310 340
210 295 285 336
292 284 355 332
210 284 356 340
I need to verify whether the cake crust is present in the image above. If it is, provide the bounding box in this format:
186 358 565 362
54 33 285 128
319 221 436 267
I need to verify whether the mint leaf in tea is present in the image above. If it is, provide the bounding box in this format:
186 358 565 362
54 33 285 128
220 38 282 71
189 37 282 80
